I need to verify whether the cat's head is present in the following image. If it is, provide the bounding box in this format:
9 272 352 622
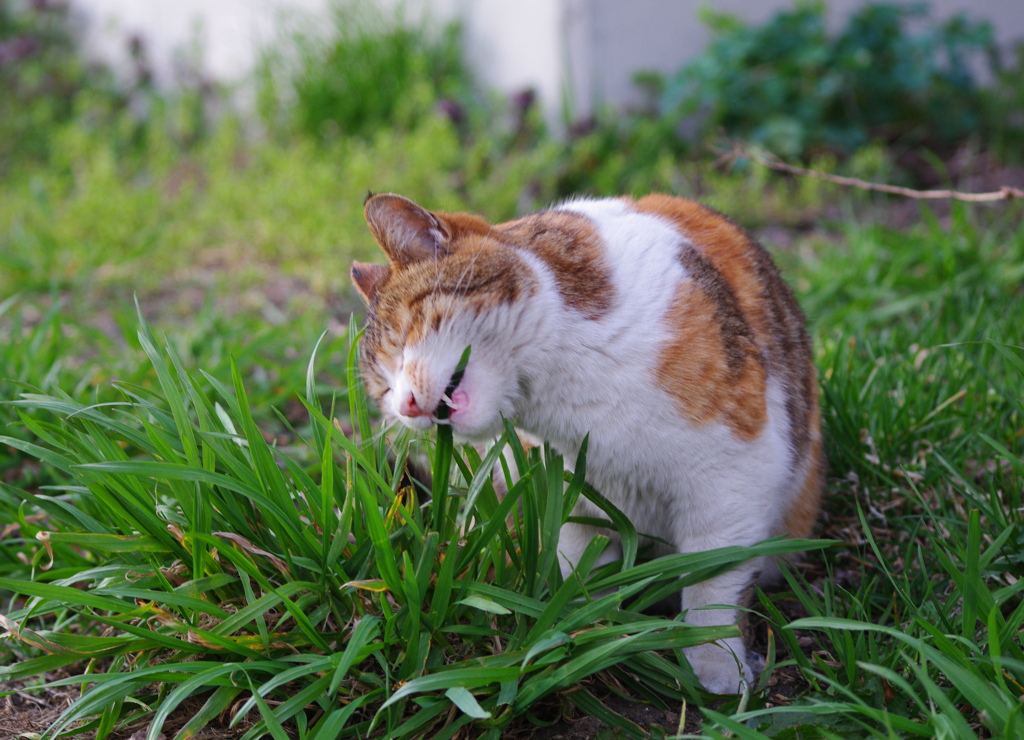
351 194 536 438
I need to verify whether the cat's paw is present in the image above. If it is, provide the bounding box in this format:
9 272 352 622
686 641 754 695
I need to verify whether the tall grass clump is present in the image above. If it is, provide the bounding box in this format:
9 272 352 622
0 314 822 739
0 295 343 583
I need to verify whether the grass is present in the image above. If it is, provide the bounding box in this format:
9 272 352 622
1 43 1022 739
257 0 472 142
2 181 1022 738
0 308 825 739
0 110 574 307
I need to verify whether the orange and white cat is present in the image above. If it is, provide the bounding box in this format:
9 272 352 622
351 193 824 693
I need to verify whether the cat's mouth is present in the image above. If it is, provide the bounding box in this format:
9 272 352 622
434 366 465 421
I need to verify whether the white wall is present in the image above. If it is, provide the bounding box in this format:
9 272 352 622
78 0 328 87
439 0 564 118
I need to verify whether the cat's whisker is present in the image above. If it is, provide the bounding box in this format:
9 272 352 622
441 393 458 409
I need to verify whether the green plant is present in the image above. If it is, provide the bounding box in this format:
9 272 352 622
0 0 226 178
552 113 687 199
0 315 820 738
660 1 1000 159
258 0 475 142
984 40 1024 161
0 0 121 170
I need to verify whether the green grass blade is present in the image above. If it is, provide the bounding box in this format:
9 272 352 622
445 686 492 720
379 666 522 710
171 684 243 740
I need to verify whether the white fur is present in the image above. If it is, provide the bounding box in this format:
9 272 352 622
386 197 804 693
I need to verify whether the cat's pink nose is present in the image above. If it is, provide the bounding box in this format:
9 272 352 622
398 391 431 418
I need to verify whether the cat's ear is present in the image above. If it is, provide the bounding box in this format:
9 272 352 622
350 261 388 304
364 193 450 266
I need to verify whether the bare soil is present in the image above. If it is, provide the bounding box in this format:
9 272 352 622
0 671 259 740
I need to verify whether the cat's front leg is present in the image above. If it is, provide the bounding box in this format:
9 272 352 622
554 458 631 600
557 519 621 583
680 558 760 694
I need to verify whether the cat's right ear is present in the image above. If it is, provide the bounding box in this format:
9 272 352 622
351 261 388 304
364 193 450 266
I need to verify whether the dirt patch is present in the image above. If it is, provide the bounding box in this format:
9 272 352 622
1 674 80 739
493 678 694 740
0 673 258 740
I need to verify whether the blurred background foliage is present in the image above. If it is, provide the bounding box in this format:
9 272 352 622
256 1 474 143
2 0 1020 308
658 1 1010 159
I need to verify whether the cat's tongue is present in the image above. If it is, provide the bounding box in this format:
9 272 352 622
435 367 466 420
450 389 468 411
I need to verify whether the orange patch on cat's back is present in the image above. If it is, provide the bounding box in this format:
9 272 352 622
656 279 767 440
634 194 771 440
633 194 770 338
499 209 613 319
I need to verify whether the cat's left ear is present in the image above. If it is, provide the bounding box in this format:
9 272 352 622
351 261 388 304
364 193 450 266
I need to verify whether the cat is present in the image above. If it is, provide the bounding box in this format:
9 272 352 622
350 192 824 694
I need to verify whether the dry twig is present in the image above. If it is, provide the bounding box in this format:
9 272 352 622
714 141 1024 202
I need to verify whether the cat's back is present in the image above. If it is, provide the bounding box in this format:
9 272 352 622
502 194 823 535
502 195 813 380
